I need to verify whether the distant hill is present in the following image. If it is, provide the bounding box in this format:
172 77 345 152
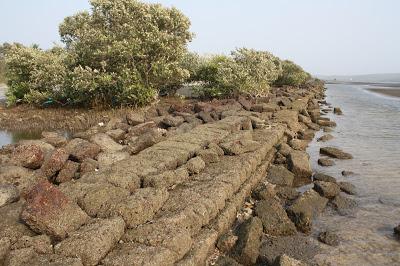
317 73 400 83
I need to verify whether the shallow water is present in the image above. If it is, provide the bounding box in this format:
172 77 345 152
307 84 400 265
0 130 42 147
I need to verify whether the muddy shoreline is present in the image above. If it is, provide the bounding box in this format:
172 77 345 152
0 83 366 265
367 88 400 98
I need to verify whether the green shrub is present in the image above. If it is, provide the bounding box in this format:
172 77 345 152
275 60 311 86
6 0 193 107
194 48 282 98
59 0 193 104
5 45 68 106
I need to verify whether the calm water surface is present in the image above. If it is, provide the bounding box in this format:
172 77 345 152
308 84 400 265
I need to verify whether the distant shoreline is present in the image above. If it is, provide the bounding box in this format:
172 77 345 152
367 88 400 98
324 81 400 87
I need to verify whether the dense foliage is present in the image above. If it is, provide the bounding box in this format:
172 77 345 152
5 0 193 107
275 60 311 87
4 0 311 107
192 48 284 98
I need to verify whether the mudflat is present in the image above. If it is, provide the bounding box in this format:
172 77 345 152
367 88 400 98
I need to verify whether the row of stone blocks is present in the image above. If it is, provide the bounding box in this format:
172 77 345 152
1 114 285 266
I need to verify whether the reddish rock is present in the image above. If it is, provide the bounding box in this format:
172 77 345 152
127 121 157 136
56 160 80 183
65 138 101 162
11 145 44 169
194 102 214 113
40 148 69 178
21 180 89 240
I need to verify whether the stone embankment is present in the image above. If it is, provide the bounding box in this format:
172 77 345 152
0 83 354 265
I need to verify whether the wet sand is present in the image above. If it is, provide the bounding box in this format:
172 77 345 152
367 88 400 98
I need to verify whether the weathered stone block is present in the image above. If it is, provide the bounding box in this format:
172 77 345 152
21 180 89 240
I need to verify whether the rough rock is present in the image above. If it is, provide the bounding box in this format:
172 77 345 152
40 148 69 178
238 95 252 111
317 134 334 142
286 189 328 233
333 107 343 115
128 121 156 136
252 183 277 201
274 110 301 132
274 153 286 164
77 183 130 217
255 199 297 236
142 168 189 189
220 139 260 156
394 225 400 236
65 138 101 162
97 151 130 168
341 170 354 176
267 165 295 186
0 184 19 207
11 144 44 169
80 158 98 174
338 181 356 195
18 140 55 156
274 254 307 266
317 120 337 127
186 157 206 175
259 234 320 265
249 116 266 129
41 131 68 147
233 217 263 265
101 242 176 266
217 232 238 253
13 235 53 254
56 160 80 183
21 180 89 240
55 217 125 266
162 115 185 127
313 173 337 183
126 112 145 126
275 186 301 205
0 237 11 264
90 133 124 152
320 147 353 159
0 166 40 196
313 181 341 199
106 129 126 142
196 149 220 164
251 103 279 113
0 202 36 244
278 143 292 157
318 158 335 166
287 150 312 180
197 111 215 123
289 139 309 151
215 256 242 266
318 231 340 246
298 130 315 141
127 128 164 154
194 102 213 113
330 194 357 215
108 188 169 228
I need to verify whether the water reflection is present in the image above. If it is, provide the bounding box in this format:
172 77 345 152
0 130 43 147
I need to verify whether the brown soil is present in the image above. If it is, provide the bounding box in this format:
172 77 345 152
0 97 193 133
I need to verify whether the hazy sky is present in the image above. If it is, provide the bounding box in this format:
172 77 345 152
1 0 399 75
